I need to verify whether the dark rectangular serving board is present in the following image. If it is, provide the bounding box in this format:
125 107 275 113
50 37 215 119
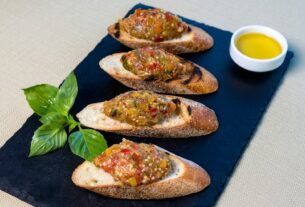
0 3 293 207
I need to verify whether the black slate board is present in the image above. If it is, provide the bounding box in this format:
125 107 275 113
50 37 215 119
0 3 293 207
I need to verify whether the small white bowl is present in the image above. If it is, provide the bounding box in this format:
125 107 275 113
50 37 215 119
229 25 288 72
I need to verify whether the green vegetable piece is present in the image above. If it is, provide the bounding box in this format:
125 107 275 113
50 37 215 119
68 129 107 161
29 124 67 157
54 72 78 115
68 123 78 133
23 84 58 116
39 112 67 125
67 114 78 132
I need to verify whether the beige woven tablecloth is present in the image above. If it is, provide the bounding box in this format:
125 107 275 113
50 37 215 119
0 0 304 206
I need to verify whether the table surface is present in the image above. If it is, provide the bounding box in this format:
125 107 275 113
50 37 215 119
0 0 304 206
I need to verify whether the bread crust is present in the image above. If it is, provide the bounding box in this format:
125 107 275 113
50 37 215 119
72 151 210 199
77 93 218 138
100 53 218 95
108 24 213 54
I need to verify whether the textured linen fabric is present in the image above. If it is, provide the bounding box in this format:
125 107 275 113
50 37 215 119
0 1 304 207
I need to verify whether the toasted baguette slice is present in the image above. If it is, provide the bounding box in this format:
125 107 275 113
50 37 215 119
77 92 218 138
72 147 210 199
108 24 213 54
100 52 218 94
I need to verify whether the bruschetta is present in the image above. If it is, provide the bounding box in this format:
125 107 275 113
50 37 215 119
72 139 210 199
108 8 213 54
77 90 218 138
100 47 218 94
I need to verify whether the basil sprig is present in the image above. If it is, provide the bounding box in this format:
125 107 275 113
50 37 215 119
23 72 107 160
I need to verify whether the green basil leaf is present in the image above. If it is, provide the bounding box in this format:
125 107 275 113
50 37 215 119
39 112 67 125
23 84 58 116
68 129 107 161
54 72 78 115
29 124 67 157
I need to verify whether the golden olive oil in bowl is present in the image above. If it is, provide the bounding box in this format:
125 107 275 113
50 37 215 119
230 25 288 72
235 33 282 59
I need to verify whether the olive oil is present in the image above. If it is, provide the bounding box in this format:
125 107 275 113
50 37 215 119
236 33 282 59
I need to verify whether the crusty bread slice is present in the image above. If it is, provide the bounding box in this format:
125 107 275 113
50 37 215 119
71 147 210 199
100 52 218 94
76 93 218 138
108 24 213 54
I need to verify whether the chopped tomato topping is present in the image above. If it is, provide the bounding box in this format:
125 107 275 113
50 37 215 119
121 148 131 154
94 139 172 187
103 91 179 126
121 47 194 81
165 12 172 21
119 8 188 42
